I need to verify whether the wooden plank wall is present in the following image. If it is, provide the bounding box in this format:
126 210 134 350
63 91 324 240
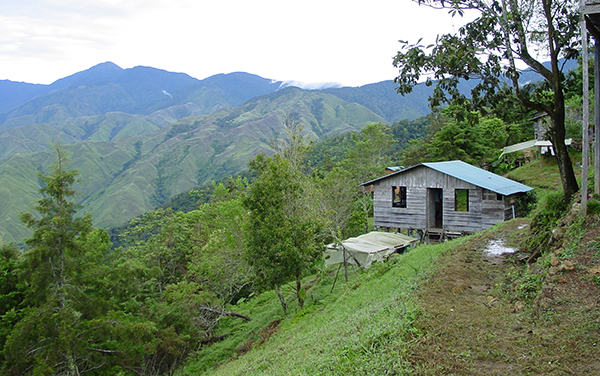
482 189 506 229
372 166 510 233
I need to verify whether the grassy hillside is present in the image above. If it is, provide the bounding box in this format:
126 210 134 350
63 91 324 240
185 239 459 375
185 159 600 375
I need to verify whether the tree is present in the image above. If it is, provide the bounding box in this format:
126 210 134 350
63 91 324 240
340 123 395 232
4 146 167 375
400 105 508 166
4 145 107 375
244 153 322 314
310 167 366 241
393 0 580 201
0 244 25 366
341 123 395 183
188 179 253 305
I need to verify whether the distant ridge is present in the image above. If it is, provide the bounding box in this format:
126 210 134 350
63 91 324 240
49 61 125 91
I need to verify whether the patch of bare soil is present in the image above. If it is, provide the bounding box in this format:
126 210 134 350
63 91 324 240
406 217 600 375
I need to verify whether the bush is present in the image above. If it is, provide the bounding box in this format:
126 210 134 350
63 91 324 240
586 194 600 215
515 190 538 218
525 191 569 259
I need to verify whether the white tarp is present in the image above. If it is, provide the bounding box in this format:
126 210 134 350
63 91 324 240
325 231 418 269
501 139 573 156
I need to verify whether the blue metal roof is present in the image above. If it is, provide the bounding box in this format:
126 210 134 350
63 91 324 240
361 160 533 196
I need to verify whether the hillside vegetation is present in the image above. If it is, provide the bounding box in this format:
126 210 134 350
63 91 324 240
1 52 593 375
2 95 598 375
0 59 566 245
186 159 600 375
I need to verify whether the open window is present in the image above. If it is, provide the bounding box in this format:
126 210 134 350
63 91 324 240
455 189 469 212
392 186 407 208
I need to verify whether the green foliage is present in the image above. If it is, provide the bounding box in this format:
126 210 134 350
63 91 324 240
2 146 220 375
244 153 323 312
394 0 580 200
311 167 366 240
306 116 430 175
514 190 538 218
525 191 569 257
401 106 507 167
516 274 543 303
586 194 600 215
188 195 253 304
340 122 395 183
0 244 26 365
4 146 118 375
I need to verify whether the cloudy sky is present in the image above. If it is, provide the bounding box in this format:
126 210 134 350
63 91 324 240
0 0 475 87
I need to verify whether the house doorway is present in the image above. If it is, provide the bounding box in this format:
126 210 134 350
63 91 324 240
427 188 443 228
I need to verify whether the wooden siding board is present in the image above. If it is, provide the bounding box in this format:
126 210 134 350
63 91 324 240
373 183 427 229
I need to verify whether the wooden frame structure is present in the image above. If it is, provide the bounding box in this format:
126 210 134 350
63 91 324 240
581 0 600 213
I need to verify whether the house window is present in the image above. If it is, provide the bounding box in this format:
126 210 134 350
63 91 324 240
455 189 469 211
392 186 407 208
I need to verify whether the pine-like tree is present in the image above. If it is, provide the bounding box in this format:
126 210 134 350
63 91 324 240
4 145 98 375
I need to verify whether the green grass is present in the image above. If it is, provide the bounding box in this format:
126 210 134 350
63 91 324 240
183 240 462 375
505 155 563 191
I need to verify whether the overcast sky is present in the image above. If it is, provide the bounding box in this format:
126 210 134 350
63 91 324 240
0 0 475 87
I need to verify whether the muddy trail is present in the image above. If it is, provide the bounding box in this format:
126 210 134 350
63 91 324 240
405 217 600 375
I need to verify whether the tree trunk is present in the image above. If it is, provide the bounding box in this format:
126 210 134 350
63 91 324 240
198 305 252 321
296 279 304 310
551 89 579 203
275 285 287 314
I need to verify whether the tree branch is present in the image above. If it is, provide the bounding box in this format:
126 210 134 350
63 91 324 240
198 305 252 321
508 0 553 82
86 348 122 354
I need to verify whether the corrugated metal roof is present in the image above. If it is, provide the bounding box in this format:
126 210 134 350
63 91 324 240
361 160 533 196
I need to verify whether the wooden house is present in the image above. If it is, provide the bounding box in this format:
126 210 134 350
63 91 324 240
360 160 533 236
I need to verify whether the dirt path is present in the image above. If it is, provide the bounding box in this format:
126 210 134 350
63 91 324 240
406 218 600 375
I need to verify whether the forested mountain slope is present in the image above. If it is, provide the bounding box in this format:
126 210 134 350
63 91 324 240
0 87 387 243
0 63 434 164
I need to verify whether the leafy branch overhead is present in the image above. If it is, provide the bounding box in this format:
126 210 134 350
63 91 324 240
394 0 580 201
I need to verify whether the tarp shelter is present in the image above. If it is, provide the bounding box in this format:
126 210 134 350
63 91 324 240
325 231 418 269
500 139 573 156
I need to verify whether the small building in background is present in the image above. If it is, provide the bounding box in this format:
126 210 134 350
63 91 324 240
361 160 533 239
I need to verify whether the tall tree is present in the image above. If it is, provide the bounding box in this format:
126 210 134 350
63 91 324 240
5 145 101 375
189 182 253 305
393 0 580 201
244 154 321 313
244 127 322 313
341 123 395 184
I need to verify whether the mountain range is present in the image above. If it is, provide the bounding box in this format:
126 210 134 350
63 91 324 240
0 61 571 244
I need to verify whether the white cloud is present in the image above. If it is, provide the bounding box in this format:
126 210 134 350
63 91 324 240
0 0 476 86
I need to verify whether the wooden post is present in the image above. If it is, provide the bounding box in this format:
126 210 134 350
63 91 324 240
343 246 348 282
595 40 600 195
583 15 590 215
